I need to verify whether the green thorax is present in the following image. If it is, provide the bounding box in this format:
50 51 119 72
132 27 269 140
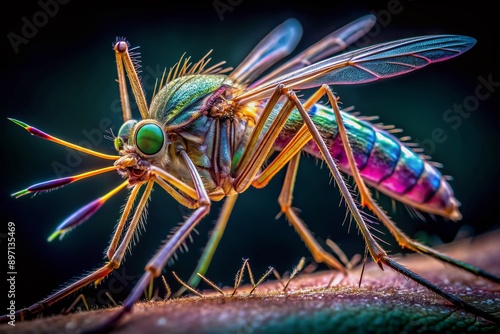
149 74 231 127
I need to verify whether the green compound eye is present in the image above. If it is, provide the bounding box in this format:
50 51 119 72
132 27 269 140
135 123 164 155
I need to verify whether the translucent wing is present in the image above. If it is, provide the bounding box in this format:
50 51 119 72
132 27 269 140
249 14 376 88
229 18 303 85
234 35 476 104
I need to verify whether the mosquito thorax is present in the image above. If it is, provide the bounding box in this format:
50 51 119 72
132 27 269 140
149 74 236 127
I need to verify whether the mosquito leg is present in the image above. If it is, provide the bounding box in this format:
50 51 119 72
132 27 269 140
235 83 328 191
384 257 500 324
240 85 387 266
88 204 210 333
109 169 200 264
231 84 347 271
0 266 115 323
106 185 142 260
277 154 346 272
0 182 154 323
233 83 381 270
175 194 239 297
234 85 296 191
322 85 500 284
252 85 330 188
87 150 211 332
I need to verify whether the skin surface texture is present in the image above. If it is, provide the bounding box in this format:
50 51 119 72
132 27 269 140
1 229 499 334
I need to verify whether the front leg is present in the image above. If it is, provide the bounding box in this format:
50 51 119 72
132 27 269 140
0 181 150 323
85 150 211 333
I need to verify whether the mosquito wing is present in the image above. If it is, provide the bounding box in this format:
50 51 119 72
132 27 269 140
229 18 303 85
249 14 377 88
234 35 476 104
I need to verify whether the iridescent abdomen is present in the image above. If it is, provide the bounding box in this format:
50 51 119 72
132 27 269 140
275 103 461 220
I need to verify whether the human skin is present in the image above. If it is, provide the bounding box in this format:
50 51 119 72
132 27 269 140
1 229 499 334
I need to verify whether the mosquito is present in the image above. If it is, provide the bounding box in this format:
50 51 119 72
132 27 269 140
2 14 499 332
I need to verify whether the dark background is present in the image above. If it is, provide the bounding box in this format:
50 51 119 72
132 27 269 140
2 0 499 315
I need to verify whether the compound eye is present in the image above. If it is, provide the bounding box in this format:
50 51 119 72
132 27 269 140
114 120 137 151
135 123 164 156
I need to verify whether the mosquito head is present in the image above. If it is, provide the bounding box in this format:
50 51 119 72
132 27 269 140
114 119 167 158
113 119 169 185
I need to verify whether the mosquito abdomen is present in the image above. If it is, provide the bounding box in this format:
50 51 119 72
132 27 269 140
276 103 461 220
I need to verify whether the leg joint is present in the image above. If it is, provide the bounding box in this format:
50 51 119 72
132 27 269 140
107 260 121 270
